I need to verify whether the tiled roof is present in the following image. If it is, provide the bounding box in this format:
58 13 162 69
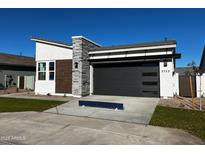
0 53 35 67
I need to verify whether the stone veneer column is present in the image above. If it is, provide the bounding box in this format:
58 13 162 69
72 36 100 96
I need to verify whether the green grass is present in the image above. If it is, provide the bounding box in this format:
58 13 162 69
150 105 205 140
0 97 66 112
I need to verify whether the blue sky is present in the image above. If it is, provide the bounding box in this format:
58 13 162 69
0 8 204 67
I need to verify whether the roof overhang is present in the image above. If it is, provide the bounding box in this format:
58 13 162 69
31 38 73 49
89 53 181 64
72 36 101 47
89 44 176 55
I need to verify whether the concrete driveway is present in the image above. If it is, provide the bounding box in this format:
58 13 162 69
46 95 159 124
0 112 203 145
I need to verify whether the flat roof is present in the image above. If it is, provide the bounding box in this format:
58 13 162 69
90 40 177 52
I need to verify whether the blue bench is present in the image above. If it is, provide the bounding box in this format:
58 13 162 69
79 100 124 110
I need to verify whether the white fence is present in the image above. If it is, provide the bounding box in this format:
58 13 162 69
17 75 35 90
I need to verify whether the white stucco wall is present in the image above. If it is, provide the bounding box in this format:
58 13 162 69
159 60 175 98
196 73 205 97
90 64 94 95
173 72 179 96
35 81 55 95
35 42 72 61
34 42 73 95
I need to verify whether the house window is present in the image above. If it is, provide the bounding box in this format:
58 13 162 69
49 62 55 80
38 62 46 80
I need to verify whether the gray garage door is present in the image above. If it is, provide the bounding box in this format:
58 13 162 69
93 62 160 97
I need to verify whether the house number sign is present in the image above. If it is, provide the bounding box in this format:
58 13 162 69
161 70 170 73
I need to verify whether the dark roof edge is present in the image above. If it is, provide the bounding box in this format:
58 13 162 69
90 40 177 51
0 63 35 68
200 46 205 69
0 52 34 59
89 53 178 63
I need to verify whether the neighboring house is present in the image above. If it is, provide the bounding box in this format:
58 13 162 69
32 36 181 98
0 53 35 90
199 46 205 72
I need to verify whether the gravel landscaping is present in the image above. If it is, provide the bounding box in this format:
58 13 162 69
159 97 205 111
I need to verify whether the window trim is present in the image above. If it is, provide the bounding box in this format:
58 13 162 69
38 62 46 81
49 61 55 81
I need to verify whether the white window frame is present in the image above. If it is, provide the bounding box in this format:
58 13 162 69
37 62 46 81
49 61 55 81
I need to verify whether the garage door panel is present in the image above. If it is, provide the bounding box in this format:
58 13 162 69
142 75 158 80
142 85 159 92
93 62 159 97
142 91 159 97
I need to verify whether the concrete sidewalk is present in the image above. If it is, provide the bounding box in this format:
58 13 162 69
45 95 159 125
0 112 203 145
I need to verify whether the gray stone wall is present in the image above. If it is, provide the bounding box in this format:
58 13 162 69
72 36 100 96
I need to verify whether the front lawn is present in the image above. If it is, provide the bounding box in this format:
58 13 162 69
150 105 205 140
0 97 66 112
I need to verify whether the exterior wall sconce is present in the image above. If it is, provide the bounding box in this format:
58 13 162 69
164 61 167 67
74 62 78 69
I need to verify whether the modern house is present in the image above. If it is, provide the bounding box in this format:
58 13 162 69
0 53 35 90
32 36 181 98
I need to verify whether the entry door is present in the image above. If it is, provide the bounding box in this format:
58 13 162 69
93 62 159 97
55 60 72 93
19 76 24 89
